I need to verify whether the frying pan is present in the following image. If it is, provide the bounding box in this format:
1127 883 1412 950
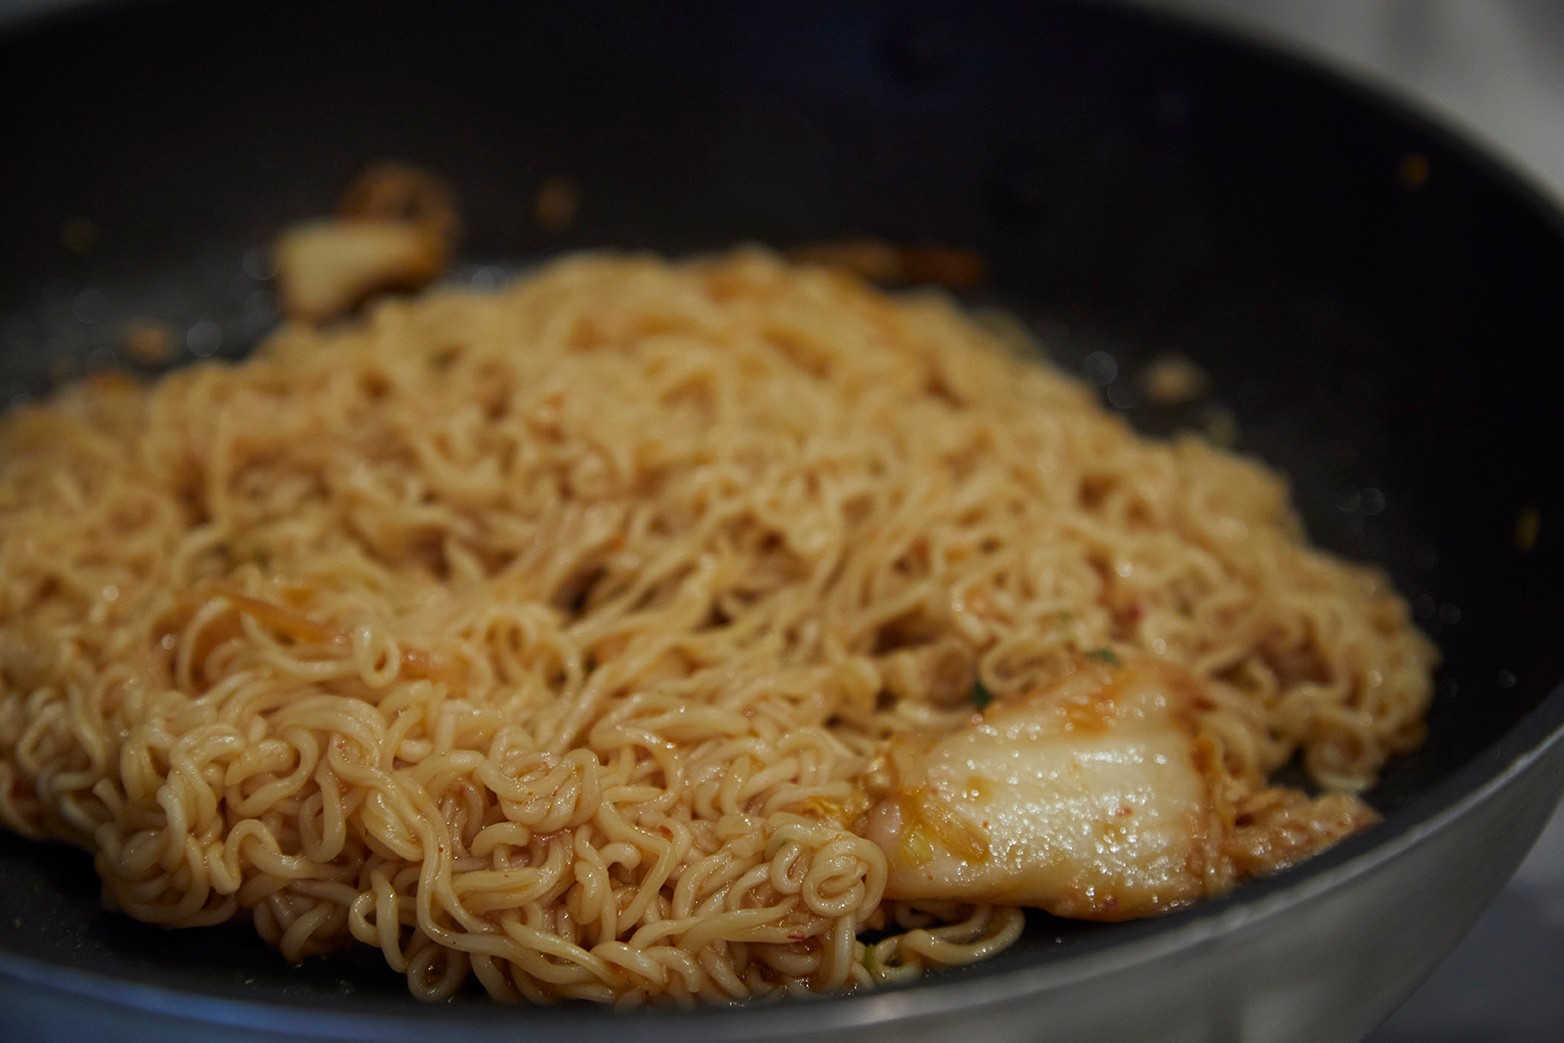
1 1 1562 1040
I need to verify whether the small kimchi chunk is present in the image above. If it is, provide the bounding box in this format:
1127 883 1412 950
273 163 458 323
864 656 1375 920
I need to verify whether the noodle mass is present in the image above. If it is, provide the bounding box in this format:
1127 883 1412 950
0 250 1435 1003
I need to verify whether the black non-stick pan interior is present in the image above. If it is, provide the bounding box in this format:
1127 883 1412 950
2 0 1562 1029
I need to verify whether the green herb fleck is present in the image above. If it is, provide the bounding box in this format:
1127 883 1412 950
970 678 994 711
1087 648 1122 668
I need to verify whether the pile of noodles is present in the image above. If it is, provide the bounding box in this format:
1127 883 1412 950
0 250 1435 1004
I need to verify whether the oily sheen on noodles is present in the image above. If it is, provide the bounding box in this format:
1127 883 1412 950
0 250 1434 1004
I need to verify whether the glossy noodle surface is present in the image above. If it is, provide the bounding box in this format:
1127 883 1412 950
0 251 1435 1003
